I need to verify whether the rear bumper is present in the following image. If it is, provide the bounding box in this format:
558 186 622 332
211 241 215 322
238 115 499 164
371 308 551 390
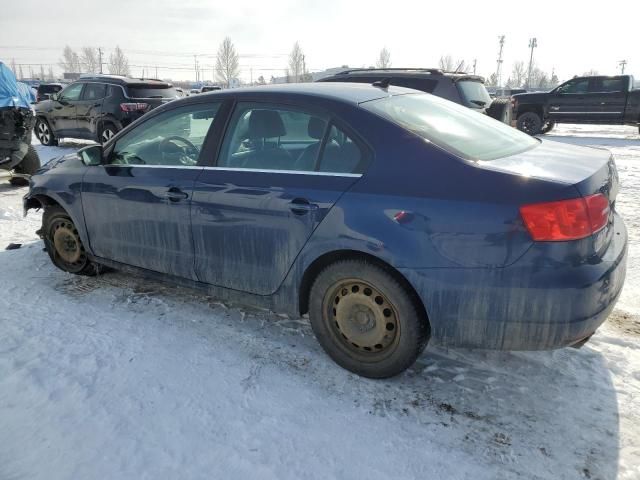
400 213 628 350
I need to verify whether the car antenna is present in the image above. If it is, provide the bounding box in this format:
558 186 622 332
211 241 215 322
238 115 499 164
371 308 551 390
372 78 391 89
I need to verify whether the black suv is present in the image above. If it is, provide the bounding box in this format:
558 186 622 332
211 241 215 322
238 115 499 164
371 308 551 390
34 75 178 145
318 68 512 124
35 83 63 102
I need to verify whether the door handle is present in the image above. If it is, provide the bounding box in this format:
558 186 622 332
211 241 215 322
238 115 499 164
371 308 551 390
289 198 318 215
164 187 189 201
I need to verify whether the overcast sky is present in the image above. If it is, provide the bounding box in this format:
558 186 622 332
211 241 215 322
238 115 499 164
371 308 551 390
1 0 637 84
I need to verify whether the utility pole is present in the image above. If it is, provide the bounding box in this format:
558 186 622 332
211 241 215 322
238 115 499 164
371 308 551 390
495 35 505 87
155 65 158 79
526 37 537 88
473 59 477 75
98 48 103 74
250 67 253 85
302 55 306 82
619 59 627 74
194 55 198 83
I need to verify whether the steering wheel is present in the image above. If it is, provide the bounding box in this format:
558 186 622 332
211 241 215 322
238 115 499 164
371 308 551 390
161 135 198 153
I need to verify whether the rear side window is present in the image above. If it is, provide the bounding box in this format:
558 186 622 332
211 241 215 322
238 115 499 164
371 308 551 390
594 78 624 93
127 85 178 99
317 125 364 174
362 93 539 161
391 77 437 93
81 83 106 100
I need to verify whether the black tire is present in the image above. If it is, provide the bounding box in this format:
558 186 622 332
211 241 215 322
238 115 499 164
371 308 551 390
9 145 41 186
34 117 57 146
99 122 118 144
516 112 543 135
308 259 430 378
42 205 99 276
486 98 512 124
540 121 556 134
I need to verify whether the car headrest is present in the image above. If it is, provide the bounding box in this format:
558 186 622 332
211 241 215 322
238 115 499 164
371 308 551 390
249 110 286 139
307 117 327 139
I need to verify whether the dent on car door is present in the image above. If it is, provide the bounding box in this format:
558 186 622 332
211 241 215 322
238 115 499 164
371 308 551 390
191 102 367 295
81 102 221 279
77 82 106 137
52 82 84 133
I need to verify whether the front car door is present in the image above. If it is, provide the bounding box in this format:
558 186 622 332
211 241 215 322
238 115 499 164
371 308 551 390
50 82 84 134
81 101 221 279
76 82 106 139
191 101 367 295
547 77 591 122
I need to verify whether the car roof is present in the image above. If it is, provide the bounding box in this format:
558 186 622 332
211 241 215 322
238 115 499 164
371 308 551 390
77 75 172 87
323 68 485 83
186 82 417 105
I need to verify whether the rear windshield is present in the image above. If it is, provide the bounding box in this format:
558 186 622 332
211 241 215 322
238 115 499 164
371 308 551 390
456 80 492 108
127 85 177 99
362 93 539 161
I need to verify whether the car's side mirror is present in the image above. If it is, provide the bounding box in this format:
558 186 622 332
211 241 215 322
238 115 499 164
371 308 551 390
78 145 103 166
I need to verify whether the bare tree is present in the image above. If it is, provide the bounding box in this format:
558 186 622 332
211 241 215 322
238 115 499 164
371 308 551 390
10 58 17 75
376 47 391 69
439 55 465 72
108 46 130 76
18 65 24 80
508 61 526 88
215 37 240 88
583 69 599 76
81 47 100 73
47 66 55 81
59 45 81 73
39 65 46 81
288 41 305 83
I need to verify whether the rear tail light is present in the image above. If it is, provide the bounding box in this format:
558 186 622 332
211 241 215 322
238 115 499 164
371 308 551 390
520 193 610 241
120 102 149 112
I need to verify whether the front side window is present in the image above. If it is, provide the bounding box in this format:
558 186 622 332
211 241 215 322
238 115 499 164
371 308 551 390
81 83 106 100
59 83 84 102
362 93 539 161
556 79 589 94
109 103 219 166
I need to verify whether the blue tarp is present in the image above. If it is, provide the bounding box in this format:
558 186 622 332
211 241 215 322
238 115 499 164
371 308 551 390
0 62 32 109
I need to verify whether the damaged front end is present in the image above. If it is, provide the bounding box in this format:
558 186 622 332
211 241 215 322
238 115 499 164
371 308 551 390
0 107 35 171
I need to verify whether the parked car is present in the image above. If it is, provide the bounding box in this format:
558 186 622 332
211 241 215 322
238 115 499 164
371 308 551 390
175 87 185 97
0 62 41 186
513 75 640 135
36 82 63 102
201 85 222 93
25 83 627 378
33 74 178 145
487 87 527 98
318 68 513 124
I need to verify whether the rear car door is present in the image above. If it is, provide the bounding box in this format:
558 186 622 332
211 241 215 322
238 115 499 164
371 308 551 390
590 77 627 122
81 102 221 279
76 82 106 139
191 101 367 294
50 82 84 134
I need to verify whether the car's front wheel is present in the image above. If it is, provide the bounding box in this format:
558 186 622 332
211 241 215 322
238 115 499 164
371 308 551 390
35 118 58 146
516 112 543 135
309 260 430 378
43 205 99 275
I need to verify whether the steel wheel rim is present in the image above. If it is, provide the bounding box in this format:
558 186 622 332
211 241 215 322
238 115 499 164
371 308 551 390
38 122 50 144
50 219 86 268
323 279 400 358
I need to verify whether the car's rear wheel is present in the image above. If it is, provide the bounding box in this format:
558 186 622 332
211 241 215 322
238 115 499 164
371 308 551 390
516 112 543 135
35 118 58 146
9 145 41 186
43 206 99 275
99 123 117 144
309 260 429 378
540 121 556 134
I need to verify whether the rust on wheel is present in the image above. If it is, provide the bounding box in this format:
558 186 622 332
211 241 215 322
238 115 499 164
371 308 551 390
51 219 86 267
323 279 399 356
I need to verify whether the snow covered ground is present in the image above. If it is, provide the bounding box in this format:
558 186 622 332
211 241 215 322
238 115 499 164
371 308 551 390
0 127 639 480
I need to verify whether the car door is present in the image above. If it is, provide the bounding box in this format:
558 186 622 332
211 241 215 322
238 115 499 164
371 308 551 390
191 101 367 295
590 77 627 123
81 101 221 279
50 82 84 134
547 77 591 122
76 82 106 139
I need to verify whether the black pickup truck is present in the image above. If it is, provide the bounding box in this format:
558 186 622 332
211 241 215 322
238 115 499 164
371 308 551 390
513 75 640 135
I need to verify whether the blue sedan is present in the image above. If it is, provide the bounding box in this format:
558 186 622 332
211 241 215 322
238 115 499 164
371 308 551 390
25 83 627 378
